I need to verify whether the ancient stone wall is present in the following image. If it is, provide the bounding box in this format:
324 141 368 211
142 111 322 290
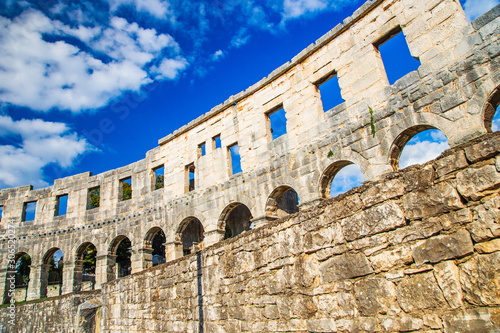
3 133 500 332
0 0 500 327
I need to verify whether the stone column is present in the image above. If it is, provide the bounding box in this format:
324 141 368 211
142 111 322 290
72 259 83 292
26 264 47 301
131 247 153 274
0 267 12 304
203 229 224 248
165 240 182 262
95 254 115 289
61 260 76 295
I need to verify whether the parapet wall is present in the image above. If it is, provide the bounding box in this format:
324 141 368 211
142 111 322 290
1 0 500 314
3 132 500 332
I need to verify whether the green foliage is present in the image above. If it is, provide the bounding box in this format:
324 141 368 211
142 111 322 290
224 224 232 240
116 238 132 261
327 150 334 158
16 254 31 283
369 106 376 137
122 181 132 201
154 175 164 190
82 245 96 273
90 189 100 209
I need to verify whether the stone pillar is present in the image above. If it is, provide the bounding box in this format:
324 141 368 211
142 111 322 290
0 267 9 304
72 259 84 292
95 254 115 289
251 215 269 229
61 260 76 295
203 229 224 248
130 247 152 274
165 240 182 262
26 264 47 301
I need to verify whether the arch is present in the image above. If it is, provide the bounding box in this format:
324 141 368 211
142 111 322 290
41 247 64 298
319 160 365 198
3 252 31 304
218 202 253 239
483 85 500 132
73 242 96 291
144 227 166 267
177 217 204 256
108 236 132 279
389 125 447 170
265 186 300 220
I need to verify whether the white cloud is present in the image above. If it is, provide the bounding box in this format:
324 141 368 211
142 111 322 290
0 10 187 112
151 58 188 79
399 140 449 169
463 0 499 21
330 164 364 197
282 0 328 19
107 0 175 21
0 116 92 189
211 50 225 61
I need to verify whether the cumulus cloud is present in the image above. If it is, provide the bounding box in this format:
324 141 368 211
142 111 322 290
462 0 499 21
330 164 364 197
107 0 175 21
211 50 225 61
0 10 187 112
282 0 328 20
399 130 450 169
0 116 92 189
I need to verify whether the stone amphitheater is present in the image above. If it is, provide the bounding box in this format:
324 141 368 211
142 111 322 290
1 0 500 331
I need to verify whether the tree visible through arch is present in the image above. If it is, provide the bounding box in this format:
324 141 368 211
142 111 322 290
266 186 299 220
3 253 31 304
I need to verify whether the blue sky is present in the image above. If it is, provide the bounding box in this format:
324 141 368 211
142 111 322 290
0 0 497 190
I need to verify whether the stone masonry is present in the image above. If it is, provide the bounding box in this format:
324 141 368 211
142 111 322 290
1 0 500 331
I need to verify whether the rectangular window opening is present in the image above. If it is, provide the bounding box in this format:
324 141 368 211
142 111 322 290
228 143 242 176
198 142 206 157
55 194 68 217
120 177 132 201
375 26 421 85
267 107 287 141
87 187 100 209
153 165 164 190
317 72 345 112
186 163 195 192
22 201 37 222
0 206 3 222
212 135 221 150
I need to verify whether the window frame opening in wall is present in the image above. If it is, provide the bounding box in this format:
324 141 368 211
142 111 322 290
0 205 3 223
87 186 100 210
119 177 132 201
266 105 287 141
198 142 206 157
212 134 222 150
228 142 242 176
22 201 37 222
152 165 164 191
374 26 421 85
185 163 195 192
315 71 345 112
55 194 69 217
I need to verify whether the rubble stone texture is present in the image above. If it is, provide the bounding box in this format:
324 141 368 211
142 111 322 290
1 0 500 332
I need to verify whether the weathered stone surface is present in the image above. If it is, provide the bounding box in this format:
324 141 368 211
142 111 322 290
464 135 500 163
360 179 405 207
353 277 397 316
433 261 463 308
341 201 405 241
459 252 500 306
411 229 474 265
388 218 443 244
380 317 423 332
396 272 448 313
320 252 373 284
469 195 500 241
475 238 500 253
402 182 464 220
433 150 469 178
457 164 500 200
443 308 500 333
369 244 413 272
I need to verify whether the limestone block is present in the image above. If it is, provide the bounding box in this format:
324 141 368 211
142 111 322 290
396 271 448 313
443 308 500 333
341 201 406 242
411 229 474 265
314 293 356 319
402 181 464 220
433 150 468 178
464 135 500 163
469 196 500 241
360 179 405 207
474 238 500 253
306 318 336 332
433 260 463 309
457 164 500 200
319 252 373 284
353 277 397 316
380 317 423 332
459 252 500 306
368 244 413 272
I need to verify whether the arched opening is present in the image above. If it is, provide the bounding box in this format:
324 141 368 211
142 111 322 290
179 217 204 256
109 236 132 280
321 161 365 198
484 86 500 132
41 248 64 298
74 243 96 291
390 126 449 170
266 186 300 221
3 253 31 304
145 227 166 267
219 203 253 240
